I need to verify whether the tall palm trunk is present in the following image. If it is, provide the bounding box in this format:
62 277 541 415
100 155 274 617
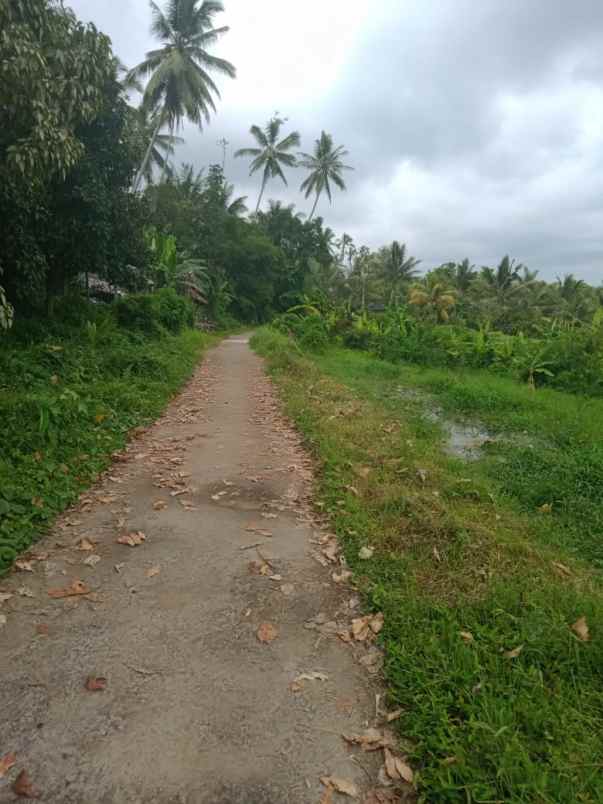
159 122 174 184
309 192 320 220
255 175 268 213
133 115 163 192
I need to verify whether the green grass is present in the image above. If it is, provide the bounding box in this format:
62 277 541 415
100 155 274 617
316 348 603 569
252 328 603 804
0 312 217 573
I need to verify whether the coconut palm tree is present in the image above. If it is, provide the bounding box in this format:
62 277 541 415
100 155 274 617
137 109 184 185
382 241 421 305
409 280 456 322
129 0 236 192
224 182 248 217
235 116 300 212
298 131 352 219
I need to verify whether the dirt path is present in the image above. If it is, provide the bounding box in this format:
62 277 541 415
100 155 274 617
0 337 382 803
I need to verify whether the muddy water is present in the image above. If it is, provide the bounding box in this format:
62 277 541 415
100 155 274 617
397 386 497 460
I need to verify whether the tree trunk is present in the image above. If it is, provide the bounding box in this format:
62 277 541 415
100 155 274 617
158 122 173 185
133 116 163 193
309 192 320 220
255 176 268 213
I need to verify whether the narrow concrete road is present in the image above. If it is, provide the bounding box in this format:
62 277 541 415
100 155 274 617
0 337 379 803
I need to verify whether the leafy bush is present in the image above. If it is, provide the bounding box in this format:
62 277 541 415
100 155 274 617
115 288 193 335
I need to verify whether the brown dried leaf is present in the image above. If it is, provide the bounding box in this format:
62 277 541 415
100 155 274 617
36 624 49 636
552 561 572 577
358 546 374 560
83 554 101 568
17 586 34 598
385 708 403 723
370 612 384 634
383 748 414 784
343 728 393 751
76 538 96 552
320 776 359 798
257 622 278 643
332 569 353 584
320 786 335 804
571 616 590 642
153 500 168 511
351 617 371 642
503 644 524 659
116 531 146 548
15 560 34 573
0 752 16 778
145 566 161 578
13 769 40 798
460 631 474 643
48 580 90 599
85 675 107 691
294 671 328 683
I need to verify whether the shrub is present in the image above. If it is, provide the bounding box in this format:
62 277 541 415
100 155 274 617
114 289 193 336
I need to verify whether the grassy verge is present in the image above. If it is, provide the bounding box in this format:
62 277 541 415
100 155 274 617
315 349 603 569
252 328 603 804
0 313 217 574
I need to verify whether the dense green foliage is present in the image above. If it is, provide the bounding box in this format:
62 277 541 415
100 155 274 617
0 296 210 574
1 0 149 311
253 328 603 803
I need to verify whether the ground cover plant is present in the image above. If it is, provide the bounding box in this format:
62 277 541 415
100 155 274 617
0 294 215 574
252 327 603 804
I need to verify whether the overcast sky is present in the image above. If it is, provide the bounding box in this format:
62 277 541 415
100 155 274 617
68 0 603 283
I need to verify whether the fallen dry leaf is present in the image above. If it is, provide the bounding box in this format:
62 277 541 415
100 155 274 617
294 671 328 683
383 748 414 784
332 569 353 584
76 538 96 552
15 560 34 573
36 624 49 636
116 531 146 548
145 566 160 578
552 561 572 577
114 563 125 573
320 786 335 804
16 587 34 598
358 546 374 560
13 769 40 798
320 776 359 798
503 644 524 659
571 616 590 642
0 752 16 778
83 554 101 568
385 708 403 723
351 613 384 642
343 728 394 751
460 631 474 643
257 622 278 643
47 580 90 599
153 500 168 511
85 675 107 691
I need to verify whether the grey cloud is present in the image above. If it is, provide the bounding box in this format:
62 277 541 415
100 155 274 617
67 0 603 282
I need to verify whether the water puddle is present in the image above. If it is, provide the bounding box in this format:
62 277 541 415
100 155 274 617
397 387 497 460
